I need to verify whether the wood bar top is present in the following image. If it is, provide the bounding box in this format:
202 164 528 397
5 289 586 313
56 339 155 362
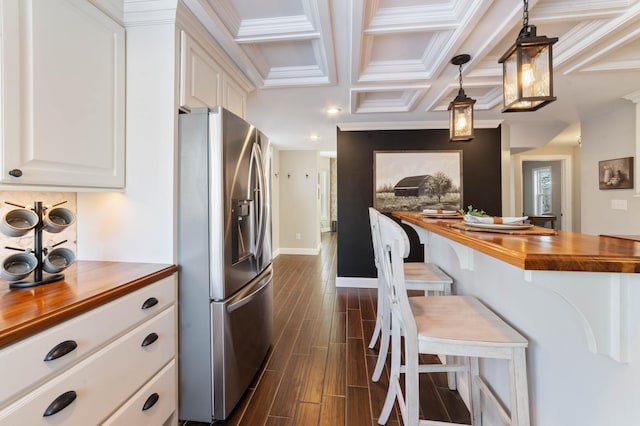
0 261 178 348
393 211 640 273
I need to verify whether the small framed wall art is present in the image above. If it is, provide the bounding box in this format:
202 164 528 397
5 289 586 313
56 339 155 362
598 157 634 190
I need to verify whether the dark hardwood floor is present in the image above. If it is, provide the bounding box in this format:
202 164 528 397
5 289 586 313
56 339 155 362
181 232 470 426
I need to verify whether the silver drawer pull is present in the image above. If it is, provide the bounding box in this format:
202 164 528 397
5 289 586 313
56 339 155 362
141 332 159 347
43 390 76 417
44 340 78 362
142 393 159 411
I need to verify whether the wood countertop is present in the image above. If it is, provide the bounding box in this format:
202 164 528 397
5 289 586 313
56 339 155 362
0 261 178 348
393 211 640 273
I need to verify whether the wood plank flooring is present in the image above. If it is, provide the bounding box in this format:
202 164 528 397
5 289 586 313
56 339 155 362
180 232 470 426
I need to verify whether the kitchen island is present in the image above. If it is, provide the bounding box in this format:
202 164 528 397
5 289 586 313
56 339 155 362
0 261 178 425
392 211 640 426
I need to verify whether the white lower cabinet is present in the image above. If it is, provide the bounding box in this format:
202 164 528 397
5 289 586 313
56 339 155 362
103 360 177 426
0 274 178 425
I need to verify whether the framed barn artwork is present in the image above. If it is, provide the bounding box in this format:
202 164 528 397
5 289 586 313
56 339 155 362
373 150 463 213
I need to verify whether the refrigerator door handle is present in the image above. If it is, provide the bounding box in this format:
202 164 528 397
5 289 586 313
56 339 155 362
227 272 271 313
248 142 266 260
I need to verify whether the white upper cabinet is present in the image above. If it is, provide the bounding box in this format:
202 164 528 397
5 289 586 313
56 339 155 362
222 74 247 119
180 31 222 109
0 0 125 189
179 30 248 118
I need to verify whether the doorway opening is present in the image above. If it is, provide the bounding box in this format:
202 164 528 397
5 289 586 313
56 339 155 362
517 155 572 231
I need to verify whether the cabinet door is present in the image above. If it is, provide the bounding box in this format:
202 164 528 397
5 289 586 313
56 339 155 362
0 275 176 407
102 360 177 426
0 307 175 425
222 74 247 118
180 31 222 109
0 0 125 188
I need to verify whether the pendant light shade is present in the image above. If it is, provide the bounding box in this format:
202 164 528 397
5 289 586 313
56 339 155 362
448 54 476 142
499 0 558 112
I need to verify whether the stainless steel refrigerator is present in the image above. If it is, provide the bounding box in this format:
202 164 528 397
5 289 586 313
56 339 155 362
177 106 273 422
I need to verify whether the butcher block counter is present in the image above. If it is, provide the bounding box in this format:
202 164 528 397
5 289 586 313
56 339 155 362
391 211 640 426
0 261 178 348
393 211 640 273
0 261 179 425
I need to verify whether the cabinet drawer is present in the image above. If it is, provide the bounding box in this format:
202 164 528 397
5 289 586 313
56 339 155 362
0 306 175 425
0 275 175 408
103 360 176 426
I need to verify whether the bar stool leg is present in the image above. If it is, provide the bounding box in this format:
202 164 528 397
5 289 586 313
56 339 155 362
378 314 401 424
372 298 390 382
470 357 481 425
510 348 530 426
445 356 458 391
369 276 384 349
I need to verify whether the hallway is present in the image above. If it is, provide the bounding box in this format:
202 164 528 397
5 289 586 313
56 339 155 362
182 231 470 425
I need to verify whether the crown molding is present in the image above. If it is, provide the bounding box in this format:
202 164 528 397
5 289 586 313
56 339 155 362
622 90 640 104
123 0 178 26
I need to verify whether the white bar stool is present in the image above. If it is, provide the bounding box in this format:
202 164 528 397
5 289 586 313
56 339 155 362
368 208 453 383
373 210 530 426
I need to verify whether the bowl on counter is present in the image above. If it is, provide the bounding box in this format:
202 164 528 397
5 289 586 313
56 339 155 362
43 247 75 273
1 252 38 281
43 207 76 234
1 209 39 237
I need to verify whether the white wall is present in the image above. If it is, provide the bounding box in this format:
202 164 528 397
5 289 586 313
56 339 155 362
330 157 337 223
580 99 640 235
318 155 331 232
508 122 567 150
77 22 177 263
271 146 280 256
278 150 320 254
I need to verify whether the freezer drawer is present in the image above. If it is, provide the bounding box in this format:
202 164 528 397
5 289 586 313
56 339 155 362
211 265 273 420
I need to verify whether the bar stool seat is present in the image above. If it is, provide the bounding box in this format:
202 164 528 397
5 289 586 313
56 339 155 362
404 262 452 293
368 209 453 383
373 210 530 426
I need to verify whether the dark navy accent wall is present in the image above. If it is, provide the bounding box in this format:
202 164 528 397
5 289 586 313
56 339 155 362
336 127 502 278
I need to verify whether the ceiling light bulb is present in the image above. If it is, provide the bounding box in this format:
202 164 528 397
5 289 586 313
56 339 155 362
326 108 341 115
521 63 534 91
455 114 469 133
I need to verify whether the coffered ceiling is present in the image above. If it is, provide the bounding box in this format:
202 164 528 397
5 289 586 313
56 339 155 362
183 0 640 152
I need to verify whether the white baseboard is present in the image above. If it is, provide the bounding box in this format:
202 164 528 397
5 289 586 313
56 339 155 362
335 276 377 288
278 246 320 255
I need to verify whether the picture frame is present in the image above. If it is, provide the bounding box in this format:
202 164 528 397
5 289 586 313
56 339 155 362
598 157 634 190
374 150 463 213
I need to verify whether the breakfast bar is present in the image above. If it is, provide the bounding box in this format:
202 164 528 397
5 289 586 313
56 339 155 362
392 211 640 426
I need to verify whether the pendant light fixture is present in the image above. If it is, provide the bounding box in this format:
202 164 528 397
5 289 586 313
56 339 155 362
448 54 475 142
499 0 558 112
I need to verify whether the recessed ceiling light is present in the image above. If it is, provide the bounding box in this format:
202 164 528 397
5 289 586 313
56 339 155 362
326 107 341 115
310 134 319 140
